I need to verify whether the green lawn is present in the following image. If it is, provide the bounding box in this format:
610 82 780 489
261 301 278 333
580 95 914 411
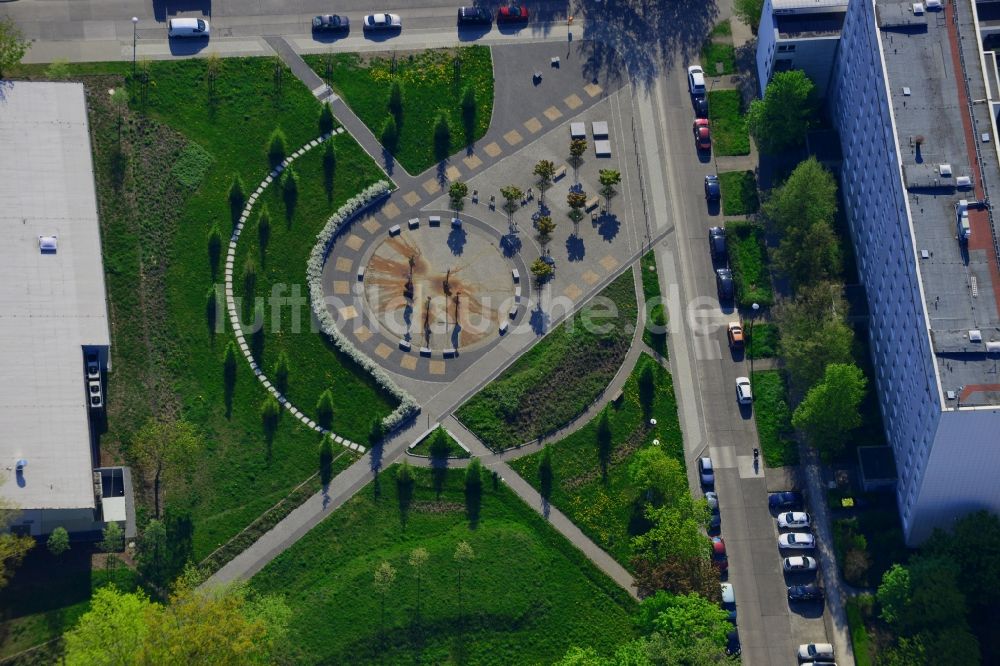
711 20 732 38
249 466 637 664
701 41 736 76
846 599 874 666
728 222 773 308
640 251 667 356
747 322 778 359
751 370 798 466
305 47 494 175
231 133 396 441
719 170 759 216
457 270 637 451
708 90 750 156
509 354 682 566
409 427 471 459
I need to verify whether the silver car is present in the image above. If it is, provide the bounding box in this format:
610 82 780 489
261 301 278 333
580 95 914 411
363 12 402 30
777 512 812 530
779 532 816 550
783 556 818 573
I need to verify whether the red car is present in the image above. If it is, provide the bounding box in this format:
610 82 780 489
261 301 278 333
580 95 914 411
497 2 529 22
712 536 728 573
693 118 711 151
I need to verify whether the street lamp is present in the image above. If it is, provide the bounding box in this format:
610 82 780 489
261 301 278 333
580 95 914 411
131 17 139 79
749 302 760 394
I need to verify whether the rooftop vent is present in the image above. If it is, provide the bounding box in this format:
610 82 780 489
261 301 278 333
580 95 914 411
969 329 983 343
927 0 942 8
921 249 930 259
957 176 973 189
987 341 1000 353
939 164 953 177
913 2 924 14
903 87 912 96
38 235 57 253
946 390 957 400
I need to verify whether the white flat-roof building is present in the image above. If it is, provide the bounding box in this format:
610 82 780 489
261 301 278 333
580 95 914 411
0 81 130 537
756 0 849 96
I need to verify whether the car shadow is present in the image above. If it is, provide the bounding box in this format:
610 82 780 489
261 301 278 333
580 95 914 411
363 29 401 42
458 25 492 41
707 199 721 216
168 38 209 56
311 30 351 44
730 346 745 362
497 22 530 35
787 600 825 618
738 401 753 420
697 149 713 164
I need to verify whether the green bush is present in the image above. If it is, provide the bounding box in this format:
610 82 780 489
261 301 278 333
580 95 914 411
846 599 874 666
708 90 750 156
718 170 759 216
747 322 778 359
728 222 773 308
172 141 214 189
751 370 797 466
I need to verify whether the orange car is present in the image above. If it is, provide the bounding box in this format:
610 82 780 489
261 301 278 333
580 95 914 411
727 321 744 348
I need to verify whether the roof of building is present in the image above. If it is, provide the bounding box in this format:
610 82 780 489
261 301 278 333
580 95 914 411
0 82 109 510
877 0 1000 408
772 0 849 10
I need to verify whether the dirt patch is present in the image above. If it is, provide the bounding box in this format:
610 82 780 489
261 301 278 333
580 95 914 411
411 500 464 514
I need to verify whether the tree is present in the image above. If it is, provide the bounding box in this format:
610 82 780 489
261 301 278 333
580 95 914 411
762 158 838 235
449 181 469 213
733 0 765 33
569 138 588 179
539 445 554 500
381 114 399 152
137 519 168 589
773 217 841 288
638 362 656 418
596 408 613 477
500 185 523 229
533 160 556 203
47 526 70 557
598 169 622 212
373 560 396 640
257 205 271 260
274 350 289 394
433 112 451 161
843 548 872 587
315 388 334 430
132 418 204 518
629 447 687 507
747 70 816 154
409 547 429 622
567 190 588 224
792 363 867 460
64 587 153 666
774 281 854 392
531 256 554 282
454 541 475 623
204 52 222 95
207 224 222 276
632 554 721 601
318 103 335 135
535 215 556 247
925 510 1000 613
635 591 731 649
387 80 403 122
267 128 287 168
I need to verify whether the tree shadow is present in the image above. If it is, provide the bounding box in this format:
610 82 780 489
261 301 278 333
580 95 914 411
382 147 396 176
250 326 265 362
164 506 195 582
566 234 586 261
500 234 522 257
464 477 482 528
451 323 462 349
431 453 449 500
530 302 549 335
597 213 621 241
448 227 468 256
396 470 414 528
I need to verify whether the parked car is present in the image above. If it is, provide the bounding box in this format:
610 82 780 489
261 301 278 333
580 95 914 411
688 65 706 95
705 174 720 201
800 662 837 666
720 583 736 621
726 629 742 656
778 512 812 529
783 556 818 573
705 491 719 511
694 95 709 119
716 268 734 300
497 2 529 22
363 13 402 31
735 377 752 404
312 14 349 31
798 643 835 661
727 322 744 348
457 6 492 25
788 584 824 602
693 118 711 151
779 532 816 550
86 352 100 380
712 536 728 573
709 512 721 532
769 491 804 510
167 17 210 38
709 226 726 260
698 456 715 487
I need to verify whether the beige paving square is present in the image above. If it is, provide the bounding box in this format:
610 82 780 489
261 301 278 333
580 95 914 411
382 202 400 219
564 94 583 110
582 269 601 285
334 257 353 273
332 280 350 295
428 360 446 375
483 142 502 157
503 129 523 146
463 153 483 169
422 178 441 195
400 355 418 371
344 234 364 251
523 117 542 134
362 217 382 234
355 325 373 343
374 343 392 359
445 165 462 182
599 255 620 272
339 305 358 321
563 283 583 300
584 83 603 98
543 106 563 121
402 191 421 207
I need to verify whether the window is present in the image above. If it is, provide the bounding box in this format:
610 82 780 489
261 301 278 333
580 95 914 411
774 59 794 73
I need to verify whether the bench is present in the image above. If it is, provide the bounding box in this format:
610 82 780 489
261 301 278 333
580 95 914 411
429 215 441 227
388 224 401 237
509 305 519 320
398 339 411 352
515 286 522 303
512 268 520 284
585 196 600 212
499 321 509 335
408 218 420 230
443 348 457 358
419 347 432 357
553 165 568 181
357 267 366 282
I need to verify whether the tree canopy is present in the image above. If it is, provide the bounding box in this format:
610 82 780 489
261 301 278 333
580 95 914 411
635 591 730 649
774 281 854 392
792 363 867 459
132 418 204 518
628 447 687 508
747 70 816 154
0 17 30 77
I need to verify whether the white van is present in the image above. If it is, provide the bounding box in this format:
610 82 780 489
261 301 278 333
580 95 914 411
167 18 210 38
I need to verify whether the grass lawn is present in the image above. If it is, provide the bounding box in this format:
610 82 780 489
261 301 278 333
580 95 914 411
305 47 494 175
711 20 732 37
719 170 759 216
751 370 798 466
728 222 773 308
846 599 874 666
409 427 471 459
640 251 667 357
509 354 682 566
701 41 736 76
456 270 638 451
249 466 637 664
708 90 750 156
747 322 778 359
